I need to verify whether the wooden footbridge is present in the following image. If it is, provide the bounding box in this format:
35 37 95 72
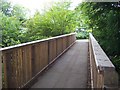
0 33 119 89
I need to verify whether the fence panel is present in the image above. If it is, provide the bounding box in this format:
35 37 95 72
1 33 76 88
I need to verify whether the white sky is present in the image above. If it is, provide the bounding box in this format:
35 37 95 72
9 0 83 16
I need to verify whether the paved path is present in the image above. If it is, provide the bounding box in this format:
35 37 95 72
31 40 88 88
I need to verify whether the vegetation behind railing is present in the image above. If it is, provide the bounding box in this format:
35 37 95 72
1 33 76 88
89 33 118 89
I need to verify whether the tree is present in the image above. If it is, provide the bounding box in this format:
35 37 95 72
25 2 76 40
0 0 28 47
0 12 22 47
0 0 12 16
76 2 120 74
76 2 120 55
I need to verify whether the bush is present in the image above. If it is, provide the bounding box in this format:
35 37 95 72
111 56 120 73
76 31 89 39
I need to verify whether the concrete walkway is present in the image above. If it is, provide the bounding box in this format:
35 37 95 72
31 40 88 88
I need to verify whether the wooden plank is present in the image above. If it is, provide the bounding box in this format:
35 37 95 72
42 41 48 68
22 47 27 85
21 47 24 87
37 43 42 72
56 38 62 56
25 46 31 84
16 49 20 87
56 39 59 56
35 44 39 74
54 40 57 60
5 49 17 88
66 36 69 47
16 48 22 88
37 43 41 72
65 37 67 49
31 45 36 77
39 43 43 71
62 37 66 50
42 42 45 68
0 51 2 89
29 45 32 79
14 49 19 88
60 38 63 53
11 49 17 88
61 37 64 52
36 44 40 73
18 48 23 87
68 36 71 46
23 46 28 85
49 40 57 63
2 51 8 88
39 42 44 71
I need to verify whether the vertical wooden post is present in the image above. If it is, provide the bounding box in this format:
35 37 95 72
0 51 2 89
48 40 50 64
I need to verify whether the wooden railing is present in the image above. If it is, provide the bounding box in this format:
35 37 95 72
89 33 118 89
0 33 76 88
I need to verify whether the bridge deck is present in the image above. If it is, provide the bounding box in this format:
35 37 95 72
31 40 88 88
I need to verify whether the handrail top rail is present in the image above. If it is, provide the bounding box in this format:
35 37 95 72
89 33 115 71
0 33 76 51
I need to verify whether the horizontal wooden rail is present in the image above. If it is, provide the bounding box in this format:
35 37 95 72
89 33 118 89
0 33 76 88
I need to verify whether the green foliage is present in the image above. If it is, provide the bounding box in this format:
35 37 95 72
0 0 11 16
76 29 91 39
0 0 28 47
0 12 22 47
76 32 88 39
25 2 76 39
112 56 120 72
77 2 120 55
11 5 28 21
76 2 120 74
1 0 77 47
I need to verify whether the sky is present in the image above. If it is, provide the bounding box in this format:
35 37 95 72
9 0 83 16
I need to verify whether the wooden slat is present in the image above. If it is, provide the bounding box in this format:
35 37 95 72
0 52 2 89
33 44 37 75
56 38 63 56
22 47 27 85
49 40 57 63
31 45 36 77
61 37 64 52
41 41 48 69
3 49 18 88
18 48 23 87
26 46 32 84
2 51 8 88
62 37 66 50
37 43 42 72
15 49 19 88
35 44 39 74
